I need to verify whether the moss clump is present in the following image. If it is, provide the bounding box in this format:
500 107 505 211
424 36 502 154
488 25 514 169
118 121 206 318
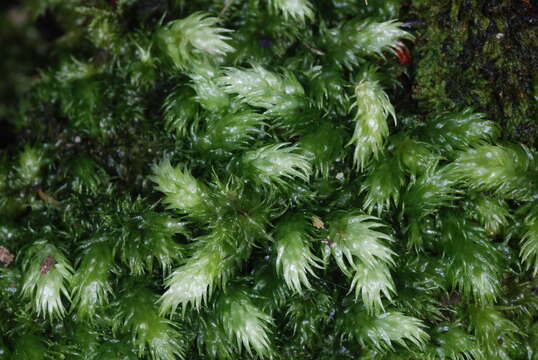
3 0 538 359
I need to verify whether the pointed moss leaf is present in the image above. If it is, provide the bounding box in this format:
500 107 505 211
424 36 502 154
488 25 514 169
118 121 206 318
325 19 414 69
420 109 500 154
350 78 395 169
448 144 538 201
240 143 311 187
267 0 314 22
197 318 235 360
220 65 304 108
81 7 122 52
189 65 230 113
21 242 74 320
274 213 321 294
163 87 199 136
150 158 209 214
401 166 458 246
344 307 429 351
442 216 502 305
204 178 271 242
328 213 395 274
71 241 114 319
199 110 266 154
16 145 44 186
285 292 333 348
54 58 98 82
350 262 395 314
361 156 403 216
353 19 414 56
251 264 290 312
219 66 308 129
521 206 538 275
430 325 484 360
159 232 239 315
69 156 109 194
392 134 438 176
306 65 350 113
116 202 185 275
116 288 185 360
217 289 274 358
297 121 345 179
469 196 511 236
159 244 224 315
129 43 156 90
158 12 234 68
402 166 457 218
469 307 521 351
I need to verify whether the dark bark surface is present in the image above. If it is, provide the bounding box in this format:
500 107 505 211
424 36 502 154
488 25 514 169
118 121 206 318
411 0 538 146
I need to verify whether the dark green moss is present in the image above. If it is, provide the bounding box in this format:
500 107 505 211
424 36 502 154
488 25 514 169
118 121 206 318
412 0 538 146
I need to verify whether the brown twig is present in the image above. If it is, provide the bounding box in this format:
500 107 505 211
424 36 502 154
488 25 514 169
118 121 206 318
303 43 326 56
219 0 236 18
37 189 61 207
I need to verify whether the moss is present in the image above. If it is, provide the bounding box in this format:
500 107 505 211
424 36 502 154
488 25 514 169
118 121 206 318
412 0 538 146
3 0 538 358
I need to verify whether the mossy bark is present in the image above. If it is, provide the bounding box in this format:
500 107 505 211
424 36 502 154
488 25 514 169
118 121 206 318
411 0 538 146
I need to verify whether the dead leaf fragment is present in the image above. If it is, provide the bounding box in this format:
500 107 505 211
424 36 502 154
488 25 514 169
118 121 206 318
312 216 325 229
0 246 14 266
40 256 57 275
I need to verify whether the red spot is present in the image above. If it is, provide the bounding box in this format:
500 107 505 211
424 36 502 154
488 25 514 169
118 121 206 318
395 46 412 64
40 256 57 275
